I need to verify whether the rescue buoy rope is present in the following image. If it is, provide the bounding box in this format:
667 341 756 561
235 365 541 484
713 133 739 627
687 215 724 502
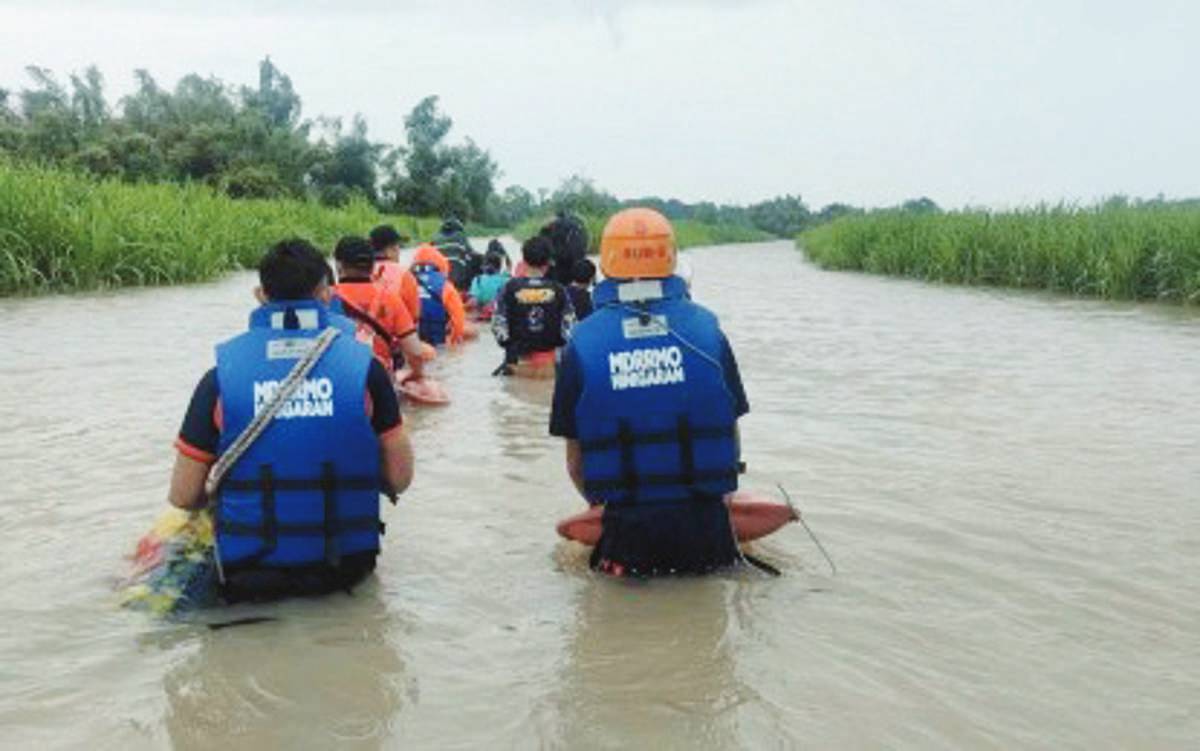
206 326 340 582
776 484 837 576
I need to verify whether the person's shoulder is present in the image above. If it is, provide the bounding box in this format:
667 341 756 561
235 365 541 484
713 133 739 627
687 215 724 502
676 297 720 325
570 305 612 338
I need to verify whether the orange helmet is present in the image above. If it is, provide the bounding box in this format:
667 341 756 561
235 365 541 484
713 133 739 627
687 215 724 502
599 208 676 279
412 244 450 276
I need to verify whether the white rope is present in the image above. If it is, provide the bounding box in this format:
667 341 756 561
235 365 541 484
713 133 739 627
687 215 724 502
206 326 340 582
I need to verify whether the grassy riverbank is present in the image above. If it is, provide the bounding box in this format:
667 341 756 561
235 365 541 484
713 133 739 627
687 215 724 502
800 203 1200 303
0 162 437 295
514 213 773 252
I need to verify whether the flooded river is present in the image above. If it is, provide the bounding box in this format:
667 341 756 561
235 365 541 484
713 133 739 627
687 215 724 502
1 240 1197 749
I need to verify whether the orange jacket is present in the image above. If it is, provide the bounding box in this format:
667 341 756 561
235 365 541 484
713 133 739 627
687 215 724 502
373 259 420 324
442 283 467 344
334 279 416 368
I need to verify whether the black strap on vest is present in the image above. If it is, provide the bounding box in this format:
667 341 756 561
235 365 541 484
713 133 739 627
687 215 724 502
578 425 734 452
581 416 738 498
222 476 379 492
219 466 380 557
583 468 739 493
322 462 339 567
219 517 382 537
618 420 638 505
260 465 277 557
339 297 396 350
677 415 695 487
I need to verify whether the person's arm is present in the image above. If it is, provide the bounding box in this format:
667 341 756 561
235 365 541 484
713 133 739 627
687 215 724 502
558 286 576 345
396 331 425 379
549 344 589 502
565 439 585 496
387 297 425 379
366 360 413 494
380 425 414 495
401 272 421 322
491 282 510 346
719 333 750 417
444 285 467 343
170 368 220 509
168 453 211 509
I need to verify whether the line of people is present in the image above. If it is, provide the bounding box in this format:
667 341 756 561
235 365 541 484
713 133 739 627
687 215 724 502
165 208 751 603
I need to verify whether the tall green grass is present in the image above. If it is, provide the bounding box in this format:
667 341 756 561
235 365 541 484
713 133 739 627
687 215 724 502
800 204 1200 303
514 213 773 252
0 161 438 295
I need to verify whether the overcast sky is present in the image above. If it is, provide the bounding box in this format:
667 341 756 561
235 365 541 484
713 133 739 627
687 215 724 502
1 0 1197 208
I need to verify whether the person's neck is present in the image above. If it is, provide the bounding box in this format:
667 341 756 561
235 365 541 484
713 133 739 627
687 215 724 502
339 273 372 283
526 266 547 278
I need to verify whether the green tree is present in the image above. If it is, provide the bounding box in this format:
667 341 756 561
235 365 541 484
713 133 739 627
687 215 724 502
310 115 384 205
747 194 811 236
900 196 940 214
488 184 538 226
549 174 618 216
240 57 301 129
383 95 499 221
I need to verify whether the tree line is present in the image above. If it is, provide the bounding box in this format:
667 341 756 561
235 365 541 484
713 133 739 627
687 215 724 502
0 58 930 234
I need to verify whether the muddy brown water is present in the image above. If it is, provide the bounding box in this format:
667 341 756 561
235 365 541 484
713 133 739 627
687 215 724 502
0 240 1197 749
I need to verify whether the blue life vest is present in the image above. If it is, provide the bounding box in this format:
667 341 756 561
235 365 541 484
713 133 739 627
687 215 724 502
214 300 382 570
412 262 448 345
571 276 740 507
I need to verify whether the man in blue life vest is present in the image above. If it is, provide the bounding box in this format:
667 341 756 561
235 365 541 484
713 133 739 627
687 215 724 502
549 208 751 576
168 239 415 602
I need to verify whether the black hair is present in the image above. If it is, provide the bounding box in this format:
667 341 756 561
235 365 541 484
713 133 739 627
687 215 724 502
369 224 402 253
571 257 596 285
521 235 553 268
259 238 330 300
485 238 510 271
334 235 375 271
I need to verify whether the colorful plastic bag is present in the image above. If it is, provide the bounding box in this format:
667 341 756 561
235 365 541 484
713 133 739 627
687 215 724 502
119 508 218 615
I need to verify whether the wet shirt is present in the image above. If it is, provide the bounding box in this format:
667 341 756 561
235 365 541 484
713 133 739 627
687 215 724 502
334 277 417 368
549 324 749 439
334 278 416 338
175 360 401 464
469 272 510 306
492 275 575 353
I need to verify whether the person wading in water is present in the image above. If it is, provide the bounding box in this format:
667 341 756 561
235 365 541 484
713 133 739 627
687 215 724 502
549 208 751 576
331 235 427 379
492 235 575 375
168 239 415 602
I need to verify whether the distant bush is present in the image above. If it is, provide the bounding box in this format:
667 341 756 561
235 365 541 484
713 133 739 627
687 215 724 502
799 203 1200 303
0 160 437 294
